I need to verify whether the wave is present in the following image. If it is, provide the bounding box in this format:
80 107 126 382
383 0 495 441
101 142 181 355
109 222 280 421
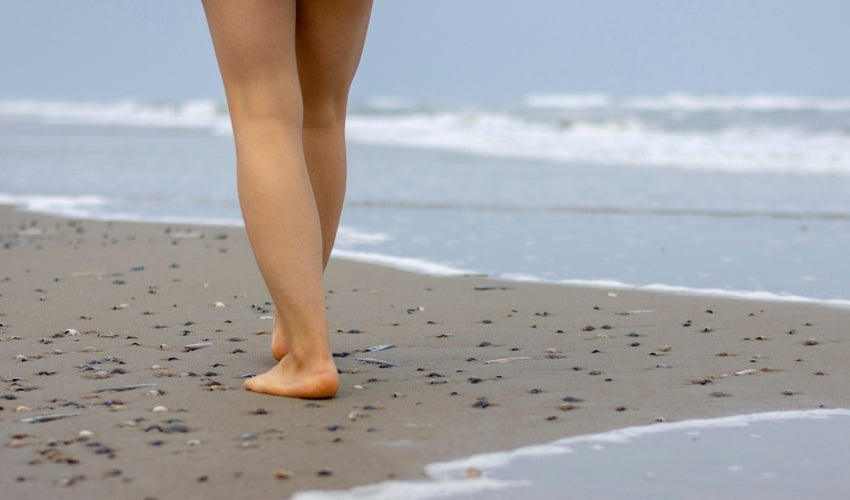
525 92 850 112
3 95 850 176
294 409 850 499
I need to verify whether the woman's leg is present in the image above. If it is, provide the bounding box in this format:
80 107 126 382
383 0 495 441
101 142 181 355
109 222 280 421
202 0 368 398
271 0 373 361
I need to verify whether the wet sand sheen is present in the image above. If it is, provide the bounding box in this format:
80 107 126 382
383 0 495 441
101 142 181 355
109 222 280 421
2 204 850 499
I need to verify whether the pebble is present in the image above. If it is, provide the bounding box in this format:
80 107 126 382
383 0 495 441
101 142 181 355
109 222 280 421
152 405 169 413
187 439 201 446
274 469 292 480
804 338 819 346
471 398 490 409
78 430 95 440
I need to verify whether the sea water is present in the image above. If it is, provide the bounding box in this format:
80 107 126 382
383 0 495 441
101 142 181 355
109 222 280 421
293 409 850 500
2 95 850 497
2 93 849 304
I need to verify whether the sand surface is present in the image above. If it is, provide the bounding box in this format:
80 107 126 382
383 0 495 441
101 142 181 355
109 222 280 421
2 205 849 499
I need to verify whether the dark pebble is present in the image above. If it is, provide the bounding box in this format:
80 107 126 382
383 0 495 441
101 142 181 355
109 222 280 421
150 440 164 446
427 372 444 378
317 470 333 477
562 396 583 403
601 325 612 330
232 349 245 354
468 377 482 384
466 357 477 362
529 388 542 394
615 407 627 412
471 398 490 409
346 329 361 334
482 320 492 324
630 342 640 347
325 425 342 431
332 352 350 358
130 266 145 272
363 405 377 410
627 332 640 337
250 408 268 415
164 424 190 434
545 416 557 421
112 280 126 285
2 394 17 400
478 341 492 347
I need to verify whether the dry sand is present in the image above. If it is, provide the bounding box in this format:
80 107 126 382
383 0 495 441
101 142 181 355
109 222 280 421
2 204 849 499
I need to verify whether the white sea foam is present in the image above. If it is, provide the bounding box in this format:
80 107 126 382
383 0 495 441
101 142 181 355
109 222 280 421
0 99 233 135
526 92 850 112
497 273 850 309
331 249 475 277
346 111 850 176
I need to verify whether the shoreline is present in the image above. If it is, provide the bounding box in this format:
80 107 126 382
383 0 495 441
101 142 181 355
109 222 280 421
4 196 850 310
2 204 850 499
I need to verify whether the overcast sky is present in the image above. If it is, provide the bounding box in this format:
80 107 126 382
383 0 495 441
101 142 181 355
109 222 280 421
1 0 848 103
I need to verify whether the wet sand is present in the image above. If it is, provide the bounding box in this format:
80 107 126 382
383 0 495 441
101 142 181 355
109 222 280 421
2 204 849 499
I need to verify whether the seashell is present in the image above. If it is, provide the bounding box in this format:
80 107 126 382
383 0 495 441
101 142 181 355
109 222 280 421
78 430 95 440
734 369 757 376
152 405 169 413
183 342 213 352
65 329 80 336
211 301 226 308
484 356 532 364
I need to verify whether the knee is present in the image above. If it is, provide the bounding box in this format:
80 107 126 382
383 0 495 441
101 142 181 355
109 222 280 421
302 93 348 130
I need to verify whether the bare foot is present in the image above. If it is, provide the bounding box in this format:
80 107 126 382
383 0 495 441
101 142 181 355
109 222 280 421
244 355 339 399
271 312 289 361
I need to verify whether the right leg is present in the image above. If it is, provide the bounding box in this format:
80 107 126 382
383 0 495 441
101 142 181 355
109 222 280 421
271 0 373 361
202 0 338 398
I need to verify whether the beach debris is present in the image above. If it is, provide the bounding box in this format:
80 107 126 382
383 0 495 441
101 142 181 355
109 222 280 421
367 344 395 352
615 310 654 315
607 292 618 298
20 412 81 424
183 342 213 352
484 356 532 364
96 383 158 393
734 369 757 376
15 355 27 362
274 469 292 480
65 329 80 336
471 397 490 409
211 301 226 308
78 430 95 440
465 467 483 478
113 303 129 310
152 405 169 413
804 338 819 346
355 357 397 367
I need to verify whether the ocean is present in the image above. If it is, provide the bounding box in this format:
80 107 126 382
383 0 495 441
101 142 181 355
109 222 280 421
2 94 850 497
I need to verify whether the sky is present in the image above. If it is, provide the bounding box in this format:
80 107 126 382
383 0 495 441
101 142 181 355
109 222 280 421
1 0 849 104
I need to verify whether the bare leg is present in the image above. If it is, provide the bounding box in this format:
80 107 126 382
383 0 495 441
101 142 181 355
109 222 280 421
271 0 373 361
202 0 370 397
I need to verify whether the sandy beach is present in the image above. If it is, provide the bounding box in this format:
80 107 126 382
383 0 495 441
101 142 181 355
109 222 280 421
2 204 849 499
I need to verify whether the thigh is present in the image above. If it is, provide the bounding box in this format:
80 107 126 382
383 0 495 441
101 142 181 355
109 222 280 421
295 0 373 121
202 0 301 121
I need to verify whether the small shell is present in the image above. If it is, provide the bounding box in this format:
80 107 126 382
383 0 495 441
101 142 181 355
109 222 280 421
78 430 95 440
152 405 169 413
211 301 226 308
735 369 757 376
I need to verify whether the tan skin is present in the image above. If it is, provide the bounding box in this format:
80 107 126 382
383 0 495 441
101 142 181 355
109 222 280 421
202 0 373 398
